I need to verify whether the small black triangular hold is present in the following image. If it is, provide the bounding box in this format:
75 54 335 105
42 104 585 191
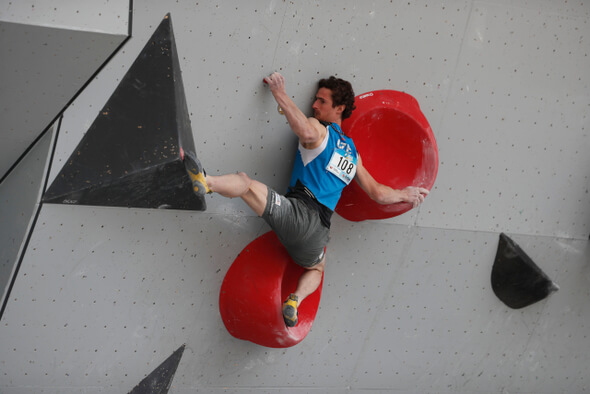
43 14 205 210
491 233 559 309
129 344 185 394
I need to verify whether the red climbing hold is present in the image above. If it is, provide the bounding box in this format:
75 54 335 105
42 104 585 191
336 90 438 221
219 231 323 348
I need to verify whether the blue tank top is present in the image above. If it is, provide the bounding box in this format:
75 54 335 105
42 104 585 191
288 123 358 211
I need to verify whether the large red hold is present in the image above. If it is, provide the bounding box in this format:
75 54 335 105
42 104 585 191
336 90 438 221
219 231 323 348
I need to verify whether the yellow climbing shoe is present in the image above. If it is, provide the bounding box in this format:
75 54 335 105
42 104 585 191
184 151 211 195
188 170 210 195
282 294 299 327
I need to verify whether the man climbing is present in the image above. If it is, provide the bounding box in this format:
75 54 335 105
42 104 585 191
186 72 428 327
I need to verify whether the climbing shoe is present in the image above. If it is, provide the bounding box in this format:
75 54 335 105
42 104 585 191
183 151 211 195
282 294 299 327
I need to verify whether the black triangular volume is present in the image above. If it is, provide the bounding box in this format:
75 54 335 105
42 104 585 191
128 344 185 394
43 14 205 210
491 233 559 309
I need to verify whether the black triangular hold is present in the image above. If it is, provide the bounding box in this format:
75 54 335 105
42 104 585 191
129 344 185 394
491 233 559 309
43 14 205 210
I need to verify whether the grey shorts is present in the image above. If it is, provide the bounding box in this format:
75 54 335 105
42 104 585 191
261 187 329 268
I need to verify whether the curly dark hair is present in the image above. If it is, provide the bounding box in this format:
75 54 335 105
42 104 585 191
318 76 356 120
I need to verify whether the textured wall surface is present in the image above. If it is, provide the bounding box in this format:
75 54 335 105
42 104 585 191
0 1 589 393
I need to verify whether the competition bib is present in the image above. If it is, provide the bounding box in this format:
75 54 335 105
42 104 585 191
326 148 357 184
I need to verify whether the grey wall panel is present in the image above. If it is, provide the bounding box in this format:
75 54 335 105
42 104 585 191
0 207 588 392
0 21 127 180
0 0 129 34
0 210 584 392
0 124 54 312
419 1 590 239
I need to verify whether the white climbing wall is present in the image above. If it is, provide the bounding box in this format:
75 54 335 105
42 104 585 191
0 1 589 393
